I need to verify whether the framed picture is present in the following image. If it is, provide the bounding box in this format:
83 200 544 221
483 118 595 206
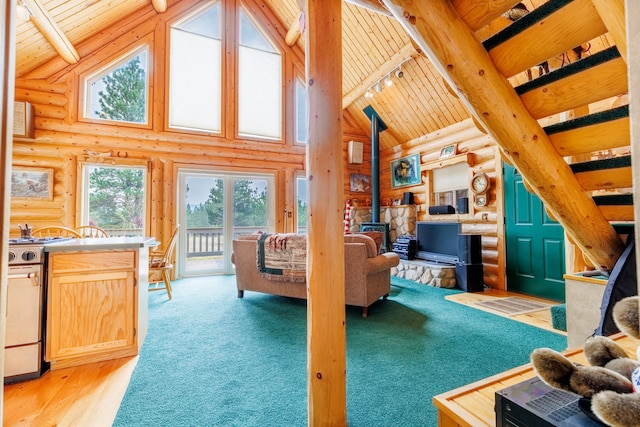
350 174 370 193
11 167 54 200
440 143 458 159
391 154 421 188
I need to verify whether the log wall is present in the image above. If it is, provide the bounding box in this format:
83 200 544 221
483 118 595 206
380 118 505 290
9 0 371 248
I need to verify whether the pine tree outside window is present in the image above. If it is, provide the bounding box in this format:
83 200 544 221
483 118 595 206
84 48 149 124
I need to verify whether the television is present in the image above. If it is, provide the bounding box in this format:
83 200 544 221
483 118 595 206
415 221 460 264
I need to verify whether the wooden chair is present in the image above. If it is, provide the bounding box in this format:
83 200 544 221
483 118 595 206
32 226 82 238
76 225 109 238
149 225 179 300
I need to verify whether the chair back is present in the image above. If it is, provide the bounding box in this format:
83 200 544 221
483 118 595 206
32 226 82 238
77 225 109 238
152 225 180 268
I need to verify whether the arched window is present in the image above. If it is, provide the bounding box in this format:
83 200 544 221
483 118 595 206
237 8 282 140
168 2 222 133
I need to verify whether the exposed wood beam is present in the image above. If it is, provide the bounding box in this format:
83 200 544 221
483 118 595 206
381 0 625 269
285 11 303 47
23 0 79 64
451 0 520 32
591 0 627 63
342 43 415 109
305 0 346 425
345 0 391 16
151 0 167 13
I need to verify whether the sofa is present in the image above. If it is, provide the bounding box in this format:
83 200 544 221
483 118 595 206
231 232 400 317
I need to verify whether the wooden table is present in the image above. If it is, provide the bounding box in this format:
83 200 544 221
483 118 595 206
432 334 637 426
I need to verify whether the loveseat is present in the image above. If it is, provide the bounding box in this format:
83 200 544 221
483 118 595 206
231 232 400 317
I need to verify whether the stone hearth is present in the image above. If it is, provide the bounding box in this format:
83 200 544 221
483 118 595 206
391 260 456 288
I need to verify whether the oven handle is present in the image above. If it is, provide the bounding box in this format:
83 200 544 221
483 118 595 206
7 272 40 286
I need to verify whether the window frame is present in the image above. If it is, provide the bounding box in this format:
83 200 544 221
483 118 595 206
78 40 153 129
77 157 151 237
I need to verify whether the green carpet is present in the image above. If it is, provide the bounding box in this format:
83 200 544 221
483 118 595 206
114 276 566 426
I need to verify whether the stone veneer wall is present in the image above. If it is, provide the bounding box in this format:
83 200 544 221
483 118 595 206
391 260 456 288
348 205 416 243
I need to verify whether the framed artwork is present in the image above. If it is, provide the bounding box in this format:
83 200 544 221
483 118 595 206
391 154 421 188
350 174 370 193
11 167 54 200
440 143 458 159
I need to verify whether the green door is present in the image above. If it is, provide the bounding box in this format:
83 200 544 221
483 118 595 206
504 164 566 301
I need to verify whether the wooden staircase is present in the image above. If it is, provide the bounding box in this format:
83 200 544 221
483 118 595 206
383 0 630 270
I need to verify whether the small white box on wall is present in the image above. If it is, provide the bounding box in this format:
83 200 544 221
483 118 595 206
348 140 363 164
13 101 35 139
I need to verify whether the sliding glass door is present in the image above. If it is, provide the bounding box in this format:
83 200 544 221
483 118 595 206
177 170 275 276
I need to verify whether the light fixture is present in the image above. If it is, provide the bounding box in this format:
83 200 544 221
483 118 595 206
362 57 411 100
384 74 393 87
374 81 383 93
365 89 373 99
16 0 30 22
395 67 404 79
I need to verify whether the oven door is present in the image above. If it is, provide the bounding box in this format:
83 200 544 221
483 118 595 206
5 264 43 379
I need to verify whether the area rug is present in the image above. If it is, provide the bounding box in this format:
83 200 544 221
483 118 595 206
113 276 566 427
474 296 552 316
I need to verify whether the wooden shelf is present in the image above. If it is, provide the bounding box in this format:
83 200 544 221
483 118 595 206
421 152 473 171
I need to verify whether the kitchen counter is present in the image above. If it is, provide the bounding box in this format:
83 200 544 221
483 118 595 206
44 236 156 252
44 237 152 370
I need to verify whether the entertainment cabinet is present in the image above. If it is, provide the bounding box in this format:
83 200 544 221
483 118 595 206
414 222 484 292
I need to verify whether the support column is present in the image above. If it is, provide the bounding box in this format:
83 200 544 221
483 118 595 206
304 0 347 425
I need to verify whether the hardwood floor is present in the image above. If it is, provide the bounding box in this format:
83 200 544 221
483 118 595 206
3 356 137 427
2 290 562 426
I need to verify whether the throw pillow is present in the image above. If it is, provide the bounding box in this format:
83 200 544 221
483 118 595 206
357 231 384 254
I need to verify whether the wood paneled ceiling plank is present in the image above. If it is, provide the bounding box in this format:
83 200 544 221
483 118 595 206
451 0 521 31
488 0 608 78
381 0 625 269
345 0 391 16
23 0 80 64
342 43 415 109
518 58 629 119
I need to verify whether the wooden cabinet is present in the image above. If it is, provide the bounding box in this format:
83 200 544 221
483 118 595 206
46 250 140 370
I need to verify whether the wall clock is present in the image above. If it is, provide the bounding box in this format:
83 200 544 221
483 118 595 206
470 172 490 195
475 194 488 207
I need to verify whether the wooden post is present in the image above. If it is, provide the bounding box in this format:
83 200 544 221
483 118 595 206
0 0 17 418
628 0 640 297
304 1 347 425
381 0 625 269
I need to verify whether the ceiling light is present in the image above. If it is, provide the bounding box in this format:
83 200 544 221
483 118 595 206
374 82 383 93
365 89 373 99
384 75 393 87
395 67 404 79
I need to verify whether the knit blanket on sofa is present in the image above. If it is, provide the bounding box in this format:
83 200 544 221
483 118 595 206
257 233 307 282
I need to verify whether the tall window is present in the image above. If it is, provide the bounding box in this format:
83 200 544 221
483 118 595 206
295 78 308 143
237 9 282 140
84 47 149 124
169 2 222 132
81 164 147 236
296 175 307 233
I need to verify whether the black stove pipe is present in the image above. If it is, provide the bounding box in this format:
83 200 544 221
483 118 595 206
371 116 380 223
363 105 387 223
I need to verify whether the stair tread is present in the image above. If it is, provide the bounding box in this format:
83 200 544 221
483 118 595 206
570 155 631 174
544 105 628 135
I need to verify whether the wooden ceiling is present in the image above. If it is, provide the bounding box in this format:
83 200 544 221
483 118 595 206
13 0 616 151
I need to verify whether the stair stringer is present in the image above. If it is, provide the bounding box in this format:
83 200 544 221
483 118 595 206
381 0 625 270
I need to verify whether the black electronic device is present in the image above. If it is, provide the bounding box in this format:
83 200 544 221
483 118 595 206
392 236 416 260
402 192 414 205
455 263 484 292
428 205 455 215
495 376 604 427
457 234 482 265
457 197 469 214
415 222 460 264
